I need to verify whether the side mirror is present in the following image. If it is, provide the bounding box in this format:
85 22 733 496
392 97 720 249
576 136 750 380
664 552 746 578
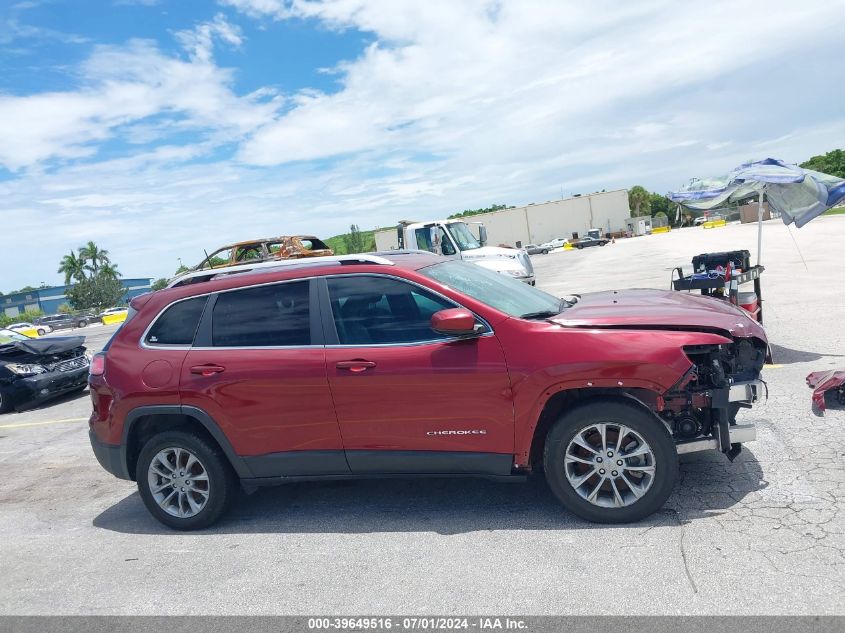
431 308 482 337
478 225 488 246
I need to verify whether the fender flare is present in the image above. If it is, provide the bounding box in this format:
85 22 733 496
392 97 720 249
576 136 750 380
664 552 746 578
121 405 252 479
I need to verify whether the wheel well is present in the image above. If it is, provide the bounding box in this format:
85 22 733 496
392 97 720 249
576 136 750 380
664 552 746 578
125 413 223 480
528 388 660 471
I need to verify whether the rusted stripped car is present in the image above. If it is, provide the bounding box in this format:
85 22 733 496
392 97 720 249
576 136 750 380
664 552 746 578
190 236 334 272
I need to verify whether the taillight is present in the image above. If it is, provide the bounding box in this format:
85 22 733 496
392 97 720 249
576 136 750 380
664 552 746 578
90 352 106 376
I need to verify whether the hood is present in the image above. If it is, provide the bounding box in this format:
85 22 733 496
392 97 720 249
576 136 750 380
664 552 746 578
0 335 86 358
549 289 767 340
461 246 522 260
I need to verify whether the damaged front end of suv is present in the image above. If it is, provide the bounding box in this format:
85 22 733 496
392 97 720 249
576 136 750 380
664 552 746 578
661 337 767 461
0 329 89 412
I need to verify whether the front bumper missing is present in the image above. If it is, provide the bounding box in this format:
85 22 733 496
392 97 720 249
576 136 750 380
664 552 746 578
676 380 762 457
676 423 757 455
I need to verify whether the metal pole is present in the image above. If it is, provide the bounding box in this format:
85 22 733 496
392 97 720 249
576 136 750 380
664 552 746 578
756 190 764 266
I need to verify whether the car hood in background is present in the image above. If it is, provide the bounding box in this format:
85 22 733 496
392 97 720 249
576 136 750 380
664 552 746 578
549 289 767 339
0 335 85 357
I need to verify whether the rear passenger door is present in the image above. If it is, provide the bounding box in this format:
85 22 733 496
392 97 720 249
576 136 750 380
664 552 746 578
180 279 348 477
320 274 514 475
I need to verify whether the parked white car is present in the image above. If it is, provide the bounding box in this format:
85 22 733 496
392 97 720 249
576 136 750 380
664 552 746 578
540 237 568 250
7 322 51 336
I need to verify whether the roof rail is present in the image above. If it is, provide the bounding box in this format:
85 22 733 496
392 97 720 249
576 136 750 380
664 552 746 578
166 254 395 289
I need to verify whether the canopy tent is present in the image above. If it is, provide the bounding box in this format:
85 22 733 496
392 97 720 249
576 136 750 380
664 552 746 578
668 158 845 264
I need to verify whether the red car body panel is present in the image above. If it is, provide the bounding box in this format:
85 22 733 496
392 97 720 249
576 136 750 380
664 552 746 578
89 254 768 479
552 289 766 339
325 337 513 453
180 348 342 455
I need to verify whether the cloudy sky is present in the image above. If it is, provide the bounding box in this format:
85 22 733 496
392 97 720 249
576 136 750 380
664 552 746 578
1 0 843 290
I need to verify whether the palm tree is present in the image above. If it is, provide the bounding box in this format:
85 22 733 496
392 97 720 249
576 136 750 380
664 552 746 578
628 185 651 217
57 251 86 285
99 263 121 280
80 241 110 274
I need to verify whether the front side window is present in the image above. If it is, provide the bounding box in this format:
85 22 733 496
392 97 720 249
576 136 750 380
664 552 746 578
327 276 456 345
146 297 207 346
422 260 561 319
212 281 311 347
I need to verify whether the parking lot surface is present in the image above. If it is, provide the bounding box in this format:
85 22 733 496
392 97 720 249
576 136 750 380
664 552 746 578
1 217 844 615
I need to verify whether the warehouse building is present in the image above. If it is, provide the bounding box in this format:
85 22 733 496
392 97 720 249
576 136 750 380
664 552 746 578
375 189 630 250
1 278 152 318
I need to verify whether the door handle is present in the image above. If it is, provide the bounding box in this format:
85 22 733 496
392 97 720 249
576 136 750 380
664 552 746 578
336 360 377 373
190 364 226 376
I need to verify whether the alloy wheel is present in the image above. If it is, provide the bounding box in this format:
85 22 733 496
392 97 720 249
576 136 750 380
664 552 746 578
147 447 210 518
564 422 656 508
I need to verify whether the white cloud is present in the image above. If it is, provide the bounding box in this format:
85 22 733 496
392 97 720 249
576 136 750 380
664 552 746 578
1 0 844 290
0 15 273 171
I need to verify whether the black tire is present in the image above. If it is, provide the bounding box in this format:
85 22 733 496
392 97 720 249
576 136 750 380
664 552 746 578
542 249 549 255
77 320 88 328
576 245 583 249
136 430 237 530
37 328 46 336
599 242 606 246
543 400 677 523
0 386 14 413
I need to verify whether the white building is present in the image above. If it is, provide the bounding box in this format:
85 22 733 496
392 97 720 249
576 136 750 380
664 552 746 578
374 189 630 250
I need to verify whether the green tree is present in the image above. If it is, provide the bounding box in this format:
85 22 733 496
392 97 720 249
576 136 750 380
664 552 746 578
628 186 651 217
447 203 513 219
65 274 124 311
57 304 73 314
343 224 367 254
800 149 845 179
175 264 190 275
649 192 670 217
99 263 121 280
151 278 168 291
80 241 111 275
58 250 87 284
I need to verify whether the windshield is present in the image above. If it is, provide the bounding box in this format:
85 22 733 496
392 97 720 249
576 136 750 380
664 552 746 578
0 328 30 344
446 222 481 251
422 260 562 318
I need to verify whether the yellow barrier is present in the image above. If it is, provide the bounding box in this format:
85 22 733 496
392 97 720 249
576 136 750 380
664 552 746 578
17 326 40 338
101 311 128 325
651 226 671 234
563 243 575 250
702 219 727 229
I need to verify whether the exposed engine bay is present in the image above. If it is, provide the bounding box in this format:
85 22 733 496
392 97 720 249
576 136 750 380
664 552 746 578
659 337 767 459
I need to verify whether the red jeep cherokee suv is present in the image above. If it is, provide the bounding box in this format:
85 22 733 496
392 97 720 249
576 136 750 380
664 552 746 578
89 252 767 530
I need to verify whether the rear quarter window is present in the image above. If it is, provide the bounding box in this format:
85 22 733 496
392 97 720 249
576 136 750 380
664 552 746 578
144 297 208 346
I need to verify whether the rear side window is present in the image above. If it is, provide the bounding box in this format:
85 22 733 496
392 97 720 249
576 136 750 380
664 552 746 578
212 281 311 347
145 297 207 346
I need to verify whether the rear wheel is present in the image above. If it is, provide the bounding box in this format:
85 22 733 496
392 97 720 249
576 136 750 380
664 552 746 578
137 430 237 530
37 328 46 336
542 249 549 255
576 244 583 249
77 320 88 328
544 401 677 523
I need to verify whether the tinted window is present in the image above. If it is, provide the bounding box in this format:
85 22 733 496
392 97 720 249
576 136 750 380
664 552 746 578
327 276 456 345
212 281 311 347
146 297 207 346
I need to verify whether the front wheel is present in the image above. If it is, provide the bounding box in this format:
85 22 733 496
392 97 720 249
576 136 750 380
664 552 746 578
542 249 549 255
77 320 88 328
137 430 237 530
544 401 677 523
37 328 46 336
